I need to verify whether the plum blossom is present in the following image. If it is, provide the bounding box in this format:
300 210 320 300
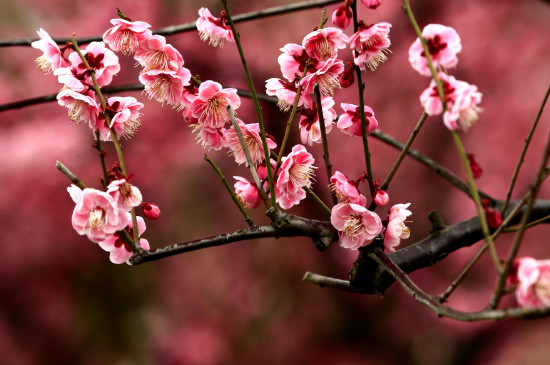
91 96 144 141
141 203 161 220
54 67 88 92
300 58 344 96
68 185 131 243
224 120 277 166
192 124 226 151
337 103 378 137
275 145 315 209
139 67 191 108
278 43 317 82
374 189 389 207
265 78 310 111
419 72 458 116
383 203 411 252
57 89 99 125
330 171 367 206
298 96 335 146
332 4 352 30
31 28 69 73
134 35 184 72
234 177 262 209
107 178 143 211
196 8 235 47
409 24 462 77
514 257 550 309
302 27 349 61
190 80 241 128
331 203 382 250
103 18 153 55
338 60 355 88
99 215 150 264
350 22 392 72
443 82 482 132
67 41 120 87
361 0 380 9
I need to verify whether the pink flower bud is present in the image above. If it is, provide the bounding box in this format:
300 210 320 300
338 60 355 88
141 202 161 220
482 199 502 229
468 153 482 179
331 4 352 30
374 189 389 207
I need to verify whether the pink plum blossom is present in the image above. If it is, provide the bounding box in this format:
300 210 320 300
332 4 352 30
93 96 144 141
141 203 161 220
275 145 315 210
67 41 120 87
57 89 99 125
330 171 367 206
278 43 317 82
265 78 311 111
419 72 458 116
350 22 392 72
298 96 335 146
139 67 191 108
234 176 262 209
192 124 226 150
331 203 382 250
68 185 131 243
300 58 344 96
338 60 355 88
224 120 277 166
337 103 378 137
103 18 153 55
409 24 462 77
361 0 380 9
383 203 411 252
53 67 88 92
443 82 482 132
374 189 389 207
196 8 235 47
302 27 349 61
31 28 69 73
99 215 150 264
190 80 241 128
514 257 550 309
134 35 184 72
107 179 143 211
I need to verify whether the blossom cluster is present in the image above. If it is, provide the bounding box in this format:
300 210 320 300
408 24 482 132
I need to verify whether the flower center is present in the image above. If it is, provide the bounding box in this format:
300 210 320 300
89 208 106 229
343 216 363 237
289 163 315 188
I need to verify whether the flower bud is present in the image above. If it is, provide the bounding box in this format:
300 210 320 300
141 202 161 220
468 153 483 179
338 60 355 88
374 189 389 207
331 4 352 30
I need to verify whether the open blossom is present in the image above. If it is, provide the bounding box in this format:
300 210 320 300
139 67 191 108
103 18 153 55
278 43 317 82
68 185 131 243
350 22 392 72
134 35 184 72
57 89 99 125
300 58 344 96
192 124 226 150
265 78 310 111
31 28 69 73
514 257 550 309
190 80 241 128
330 171 366 206
298 96 335 146
234 176 262 209
99 215 150 264
224 120 277 166
443 82 482 132
302 27 349 61
196 7 234 47
337 103 378 137
91 97 144 141
67 41 120 87
107 178 143 211
332 4 352 30
331 203 382 250
383 203 411 252
275 145 315 209
409 24 462 77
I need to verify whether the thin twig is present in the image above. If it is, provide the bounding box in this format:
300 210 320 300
55 161 87 189
302 272 356 292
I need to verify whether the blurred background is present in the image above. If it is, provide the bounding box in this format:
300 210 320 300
1 0 550 364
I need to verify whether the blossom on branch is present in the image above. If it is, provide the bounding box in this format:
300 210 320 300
107 178 143 211
298 96 335 146
192 125 226 151
278 43 316 82
275 145 315 210
302 27 349 61
265 78 310 111
139 68 191 108
67 41 121 87
103 18 153 55
224 120 277 166
234 177 262 209
329 171 367 206
331 203 382 250
190 80 241 128
134 35 184 72
383 203 411 252
99 215 150 264
31 28 69 73
337 103 378 137
57 89 99 125
350 22 392 72
514 257 550 309
408 24 462 77
141 203 161 220
331 4 352 30
196 8 235 48
300 58 344 96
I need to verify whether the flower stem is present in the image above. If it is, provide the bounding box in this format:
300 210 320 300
221 0 276 207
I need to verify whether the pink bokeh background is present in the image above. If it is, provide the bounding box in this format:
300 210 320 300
1 0 550 363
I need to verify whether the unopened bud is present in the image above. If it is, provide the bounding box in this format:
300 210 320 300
141 202 161 220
